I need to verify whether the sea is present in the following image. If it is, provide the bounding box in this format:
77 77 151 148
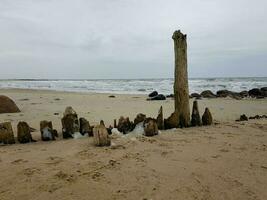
0 77 266 95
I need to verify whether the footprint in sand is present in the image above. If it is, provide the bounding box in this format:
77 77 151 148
23 167 41 176
45 156 63 165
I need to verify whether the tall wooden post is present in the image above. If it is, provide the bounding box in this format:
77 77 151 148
172 30 190 127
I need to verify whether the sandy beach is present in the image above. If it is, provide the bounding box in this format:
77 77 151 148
0 89 266 200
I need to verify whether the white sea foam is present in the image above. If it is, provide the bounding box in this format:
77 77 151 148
0 77 266 94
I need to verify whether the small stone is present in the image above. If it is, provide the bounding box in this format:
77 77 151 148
144 118 158 137
0 122 15 144
202 108 213 125
191 101 201 126
93 121 111 146
109 95 115 98
17 121 35 143
239 114 248 121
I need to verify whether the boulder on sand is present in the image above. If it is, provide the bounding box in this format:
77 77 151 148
61 106 79 139
40 120 58 141
191 93 201 98
216 90 242 100
148 91 158 98
201 90 216 98
147 94 166 101
0 122 15 144
202 108 213 126
17 121 35 143
248 88 262 97
191 101 201 126
0 95 20 114
144 118 158 137
93 120 111 146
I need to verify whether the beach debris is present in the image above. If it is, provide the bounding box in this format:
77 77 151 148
191 93 201 98
148 91 158 98
0 95 20 114
134 113 146 126
117 116 134 134
17 121 36 143
93 121 111 146
144 118 158 137
191 101 201 126
40 120 58 141
61 106 79 139
156 106 164 130
236 114 248 122
172 30 190 127
0 122 15 144
202 108 213 125
79 117 92 136
201 90 216 98
164 112 179 129
147 94 166 101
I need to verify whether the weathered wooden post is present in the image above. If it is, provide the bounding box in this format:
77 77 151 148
164 30 191 129
172 30 190 127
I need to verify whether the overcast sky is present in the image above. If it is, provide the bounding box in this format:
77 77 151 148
0 0 266 79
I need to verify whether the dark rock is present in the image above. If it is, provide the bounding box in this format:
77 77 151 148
239 114 248 121
134 113 146 125
61 106 79 139
202 108 213 126
148 91 158 98
248 88 262 97
239 91 249 98
40 120 57 141
107 125 113 135
164 112 178 129
166 94 174 98
147 94 166 101
114 119 117 128
93 121 111 146
156 106 164 130
261 87 267 92
0 95 20 114
144 118 158 137
200 90 216 98
191 93 201 98
191 101 201 126
0 122 15 144
117 116 134 134
109 95 115 98
17 121 35 143
216 90 231 97
79 118 91 136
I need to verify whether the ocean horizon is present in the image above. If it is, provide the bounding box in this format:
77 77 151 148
0 77 266 95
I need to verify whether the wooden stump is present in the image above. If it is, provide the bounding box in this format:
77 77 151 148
144 118 158 137
17 121 34 143
202 108 213 125
61 106 79 138
93 121 111 146
191 101 201 126
0 122 15 144
156 106 164 130
40 120 57 141
79 117 91 136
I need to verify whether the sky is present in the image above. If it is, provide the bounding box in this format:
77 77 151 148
0 0 266 79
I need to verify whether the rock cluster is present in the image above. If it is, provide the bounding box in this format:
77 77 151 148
236 114 267 121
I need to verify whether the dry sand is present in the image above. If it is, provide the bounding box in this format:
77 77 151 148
0 89 267 200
